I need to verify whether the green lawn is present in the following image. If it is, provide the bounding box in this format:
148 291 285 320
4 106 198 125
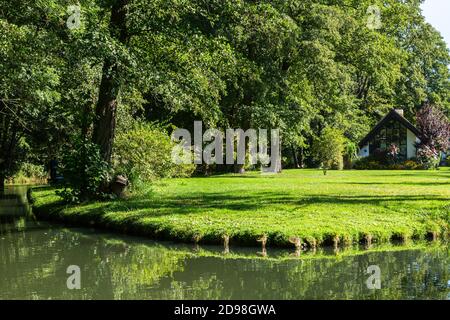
32 169 450 247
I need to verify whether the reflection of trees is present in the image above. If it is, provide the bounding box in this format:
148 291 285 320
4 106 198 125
0 224 448 299
0 229 190 299
1 188 448 299
1 188 190 299
105 242 189 299
146 248 449 300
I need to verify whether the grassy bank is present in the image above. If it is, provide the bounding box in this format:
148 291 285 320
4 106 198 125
31 169 450 248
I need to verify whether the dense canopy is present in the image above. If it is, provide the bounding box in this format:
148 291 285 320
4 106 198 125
0 0 449 189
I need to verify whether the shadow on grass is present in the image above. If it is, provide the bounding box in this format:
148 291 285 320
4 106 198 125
347 171 450 178
335 181 450 186
71 191 448 221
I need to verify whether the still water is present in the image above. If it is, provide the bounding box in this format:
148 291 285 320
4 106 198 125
0 186 449 300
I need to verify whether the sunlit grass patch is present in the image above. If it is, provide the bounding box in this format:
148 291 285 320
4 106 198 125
32 168 450 247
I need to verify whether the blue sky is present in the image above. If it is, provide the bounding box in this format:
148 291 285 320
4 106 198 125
421 0 450 48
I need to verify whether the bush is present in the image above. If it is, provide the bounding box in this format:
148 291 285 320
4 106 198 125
371 148 389 165
312 128 345 174
417 145 440 170
57 138 111 202
9 162 47 184
353 157 423 170
386 144 400 164
353 157 384 170
113 123 195 188
343 141 359 169
402 160 421 170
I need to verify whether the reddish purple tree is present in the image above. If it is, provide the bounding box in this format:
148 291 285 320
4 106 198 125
416 104 450 153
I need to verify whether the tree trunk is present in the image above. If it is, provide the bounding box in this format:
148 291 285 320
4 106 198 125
291 145 299 168
299 147 304 168
0 174 5 191
92 0 129 163
81 102 91 141
234 163 245 174
93 69 119 163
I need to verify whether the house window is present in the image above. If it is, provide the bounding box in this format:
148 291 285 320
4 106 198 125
369 119 407 160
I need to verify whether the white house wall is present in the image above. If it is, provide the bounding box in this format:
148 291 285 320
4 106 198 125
406 129 418 159
358 144 369 158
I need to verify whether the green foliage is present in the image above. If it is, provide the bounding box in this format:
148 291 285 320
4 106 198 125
343 141 359 169
57 139 110 203
0 0 449 184
353 157 385 170
312 128 345 173
113 123 194 188
416 146 441 170
0 17 60 184
18 163 46 180
353 157 423 170
402 160 422 171
7 162 47 185
344 141 359 161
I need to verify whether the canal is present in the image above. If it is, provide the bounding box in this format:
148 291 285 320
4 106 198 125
0 186 448 299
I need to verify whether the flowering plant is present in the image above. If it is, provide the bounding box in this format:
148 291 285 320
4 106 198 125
386 144 400 164
417 145 440 169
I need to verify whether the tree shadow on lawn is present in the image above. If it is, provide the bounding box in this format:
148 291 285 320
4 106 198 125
83 192 447 220
334 181 450 186
205 174 269 179
349 171 450 178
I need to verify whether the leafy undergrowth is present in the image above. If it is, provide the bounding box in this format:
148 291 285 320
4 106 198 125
32 169 450 248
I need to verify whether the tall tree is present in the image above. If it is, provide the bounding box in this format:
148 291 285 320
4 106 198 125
416 104 450 153
93 0 129 163
0 18 61 189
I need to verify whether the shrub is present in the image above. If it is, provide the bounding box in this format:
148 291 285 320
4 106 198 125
389 163 404 170
353 157 385 170
343 141 359 169
353 157 423 170
58 138 111 202
417 145 440 170
372 148 389 165
312 128 345 174
113 123 195 188
9 162 47 184
402 160 421 170
386 144 400 164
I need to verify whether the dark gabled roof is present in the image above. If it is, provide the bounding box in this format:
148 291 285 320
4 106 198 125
359 109 420 148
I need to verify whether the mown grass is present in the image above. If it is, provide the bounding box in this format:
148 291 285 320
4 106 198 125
32 169 450 248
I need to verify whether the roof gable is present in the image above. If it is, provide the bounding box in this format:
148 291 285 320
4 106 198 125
359 109 420 148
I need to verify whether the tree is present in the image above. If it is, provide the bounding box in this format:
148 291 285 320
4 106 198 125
92 0 130 164
1 0 450 189
394 14 450 116
0 18 61 189
312 128 345 175
416 104 450 152
416 104 450 168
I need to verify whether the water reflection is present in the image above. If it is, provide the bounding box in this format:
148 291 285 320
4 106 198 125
0 187 449 300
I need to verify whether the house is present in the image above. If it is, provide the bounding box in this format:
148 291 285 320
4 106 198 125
358 109 421 161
